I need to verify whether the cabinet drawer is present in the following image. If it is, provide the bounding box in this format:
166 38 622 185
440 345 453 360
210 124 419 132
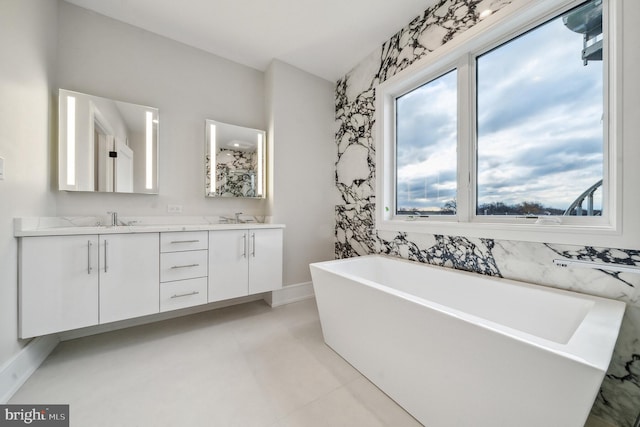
160 231 208 252
160 277 208 312
161 250 208 282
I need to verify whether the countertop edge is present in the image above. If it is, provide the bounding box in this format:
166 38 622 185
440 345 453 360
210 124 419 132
15 223 286 237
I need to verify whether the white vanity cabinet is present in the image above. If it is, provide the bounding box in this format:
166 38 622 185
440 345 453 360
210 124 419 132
99 233 159 324
20 235 100 338
247 228 284 294
208 228 283 302
159 231 208 312
19 233 159 338
16 218 285 339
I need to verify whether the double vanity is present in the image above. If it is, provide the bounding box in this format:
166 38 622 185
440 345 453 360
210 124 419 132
15 217 284 339
17 89 282 339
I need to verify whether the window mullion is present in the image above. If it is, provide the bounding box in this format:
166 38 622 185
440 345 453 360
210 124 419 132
468 52 479 223
456 54 473 222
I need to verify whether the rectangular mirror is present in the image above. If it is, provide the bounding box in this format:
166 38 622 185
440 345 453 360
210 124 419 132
58 89 159 194
205 119 265 198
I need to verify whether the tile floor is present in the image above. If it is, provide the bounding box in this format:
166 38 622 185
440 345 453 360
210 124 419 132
10 298 613 427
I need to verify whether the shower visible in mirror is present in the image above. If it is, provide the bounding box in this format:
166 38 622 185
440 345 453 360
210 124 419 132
205 119 265 198
58 89 159 194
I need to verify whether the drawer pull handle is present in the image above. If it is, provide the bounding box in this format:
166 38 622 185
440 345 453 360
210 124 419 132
170 240 200 244
170 291 199 299
170 263 199 269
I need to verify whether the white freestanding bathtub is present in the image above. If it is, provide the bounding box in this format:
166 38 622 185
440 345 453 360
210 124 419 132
310 255 626 427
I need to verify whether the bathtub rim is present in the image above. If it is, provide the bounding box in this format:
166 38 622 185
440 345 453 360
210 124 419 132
310 254 626 372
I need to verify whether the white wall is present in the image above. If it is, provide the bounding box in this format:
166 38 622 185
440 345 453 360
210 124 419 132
56 1 268 216
56 4 336 286
0 0 335 372
0 0 58 366
266 60 337 285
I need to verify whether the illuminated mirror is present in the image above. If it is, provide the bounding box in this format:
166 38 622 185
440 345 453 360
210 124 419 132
205 119 265 198
58 89 159 194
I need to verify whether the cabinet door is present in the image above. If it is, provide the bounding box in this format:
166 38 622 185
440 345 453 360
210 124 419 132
208 230 249 302
249 229 283 294
99 233 160 324
19 235 99 338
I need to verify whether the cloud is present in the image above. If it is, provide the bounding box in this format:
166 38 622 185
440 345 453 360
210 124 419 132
474 17 604 210
396 68 457 210
396 11 604 213
397 170 457 210
477 19 602 135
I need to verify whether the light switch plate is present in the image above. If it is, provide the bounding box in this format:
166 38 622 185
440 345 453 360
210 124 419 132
0 157 4 180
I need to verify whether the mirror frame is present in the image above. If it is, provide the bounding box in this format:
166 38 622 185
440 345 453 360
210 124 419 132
58 89 159 194
205 119 266 199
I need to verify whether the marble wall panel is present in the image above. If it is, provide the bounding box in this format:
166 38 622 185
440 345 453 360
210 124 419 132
334 0 640 425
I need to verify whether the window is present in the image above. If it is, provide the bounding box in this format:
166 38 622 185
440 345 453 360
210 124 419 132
396 70 457 216
376 0 630 247
476 1 603 217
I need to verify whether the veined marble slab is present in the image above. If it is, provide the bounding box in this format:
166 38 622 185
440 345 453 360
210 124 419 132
14 216 282 237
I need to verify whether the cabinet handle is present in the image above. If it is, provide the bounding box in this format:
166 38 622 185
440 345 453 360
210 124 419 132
242 233 247 258
87 240 92 274
170 263 199 269
170 240 200 244
251 233 256 257
104 240 108 273
170 291 199 299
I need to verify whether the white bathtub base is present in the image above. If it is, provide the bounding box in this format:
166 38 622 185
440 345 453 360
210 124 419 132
311 255 625 427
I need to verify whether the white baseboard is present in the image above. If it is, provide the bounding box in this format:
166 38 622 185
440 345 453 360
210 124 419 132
265 281 315 307
0 335 59 403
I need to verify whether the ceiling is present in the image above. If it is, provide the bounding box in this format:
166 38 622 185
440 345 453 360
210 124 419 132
63 0 437 82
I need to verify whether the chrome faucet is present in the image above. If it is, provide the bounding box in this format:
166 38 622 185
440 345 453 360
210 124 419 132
107 211 118 227
234 212 243 224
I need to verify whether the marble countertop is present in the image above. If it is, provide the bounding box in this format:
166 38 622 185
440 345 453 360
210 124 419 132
14 216 285 237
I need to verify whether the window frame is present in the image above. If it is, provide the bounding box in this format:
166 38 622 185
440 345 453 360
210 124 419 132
376 0 625 247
